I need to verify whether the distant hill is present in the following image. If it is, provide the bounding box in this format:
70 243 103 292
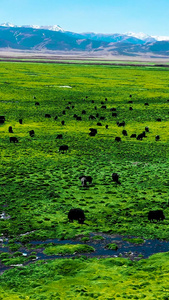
0 23 169 57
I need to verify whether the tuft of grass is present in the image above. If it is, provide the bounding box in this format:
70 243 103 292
43 244 95 255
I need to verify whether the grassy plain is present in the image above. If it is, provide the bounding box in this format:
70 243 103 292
0 61 169 299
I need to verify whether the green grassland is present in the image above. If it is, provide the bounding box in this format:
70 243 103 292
0 62 169 299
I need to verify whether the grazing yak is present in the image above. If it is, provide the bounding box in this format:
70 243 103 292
8 126 13 133
79 175 93 187
148 210 165 222
68 208 85 224
105 125 109 129
59 145 69 153
130 134 137 138
19 119 23 124
45 114 51 118
110 108 116 111
61 120 65 125
97 122 102 126
0 116 5 124
10 137 18 143
35 102 40 106
29 130 35 137
89 128 97 135
117 121 125 127
56 134 63 139
112 173 121 184
122 130 127 136
115 137 121 142
155 135 160 141
112 113 117 117
54 116 58 120
89 131 97 136
137 132 146 140
89 115 96 120
76 116 82 121
129 107 133 111
145 126 149 132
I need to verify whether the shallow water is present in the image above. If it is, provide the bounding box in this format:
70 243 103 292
1 232 169 272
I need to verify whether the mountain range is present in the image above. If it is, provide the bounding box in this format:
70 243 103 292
0 22 169 57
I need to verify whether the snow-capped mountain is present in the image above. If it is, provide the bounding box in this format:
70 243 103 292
126 31 169 42
0 22 169 56
1 23 169 42
21 24 64 32
0 22 17 28
0 23 64 32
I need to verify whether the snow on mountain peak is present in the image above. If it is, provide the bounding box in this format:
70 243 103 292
0 22 17 28
125 32 151 40
126 31 169 42
152 35 169 41
0 22 64 32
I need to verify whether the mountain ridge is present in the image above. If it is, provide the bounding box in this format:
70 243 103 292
0 23 169 57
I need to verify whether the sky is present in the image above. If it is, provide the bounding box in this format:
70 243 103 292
1 0 169 36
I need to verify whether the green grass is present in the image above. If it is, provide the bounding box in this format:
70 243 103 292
0 61 169 299
43 243 95 255
0 62 169 242
1 253 169 299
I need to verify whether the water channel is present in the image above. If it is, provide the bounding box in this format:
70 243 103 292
1 232 169 273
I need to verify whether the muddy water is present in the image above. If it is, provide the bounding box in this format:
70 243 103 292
1 233 169 272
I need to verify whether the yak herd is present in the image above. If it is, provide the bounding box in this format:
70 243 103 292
1 95 165 225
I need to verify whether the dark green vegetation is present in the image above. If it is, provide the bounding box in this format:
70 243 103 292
0 62 169 299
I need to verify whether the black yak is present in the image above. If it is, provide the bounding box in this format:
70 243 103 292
117 121 125 127
89 115 96 120
0 116 5 124
112 173 121 184
68 208 85 224
29 130 35 137
130 134 137 138
45 114 51 118
79 175 93 187
155 135 160 141
115 137 121 142
8 126 13 133
56 134 63 139
148 210 165 222
122 130 127 136
10 137 18 143
59 145 68 153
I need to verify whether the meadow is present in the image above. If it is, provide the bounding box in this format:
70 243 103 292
0 61 169 299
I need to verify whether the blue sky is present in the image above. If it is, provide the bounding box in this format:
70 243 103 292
1 0 169 35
